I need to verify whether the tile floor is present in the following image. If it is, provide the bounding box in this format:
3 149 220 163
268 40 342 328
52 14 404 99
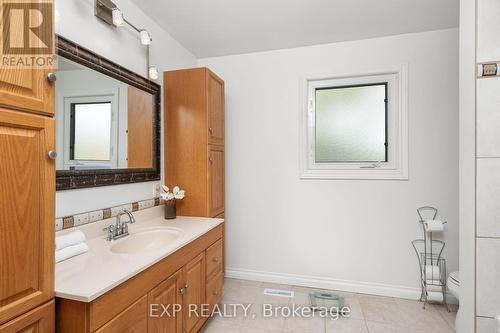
201 278 457 333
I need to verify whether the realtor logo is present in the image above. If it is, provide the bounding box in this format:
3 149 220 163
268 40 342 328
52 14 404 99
1 0 54 68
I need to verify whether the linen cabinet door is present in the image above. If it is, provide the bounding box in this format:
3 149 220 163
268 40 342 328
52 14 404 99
0 1 54 116
0 109 55 324
207 71 224 146
183 253 206 333
0 301 54 333
208 145 224 217
148 270 183 333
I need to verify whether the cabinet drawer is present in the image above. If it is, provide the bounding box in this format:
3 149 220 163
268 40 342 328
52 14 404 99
95 295 147 333
0 300 54 333
206 239 223 279
206 271 223 309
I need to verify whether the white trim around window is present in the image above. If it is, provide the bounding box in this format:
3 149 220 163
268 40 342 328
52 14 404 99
299 65 409 180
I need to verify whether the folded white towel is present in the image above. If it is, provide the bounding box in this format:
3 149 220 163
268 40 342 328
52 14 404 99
55 243 89 263
56 230 86 251
424 220 444 232
425 265 441 280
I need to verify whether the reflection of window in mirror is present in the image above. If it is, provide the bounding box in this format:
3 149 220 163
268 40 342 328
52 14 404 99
56 56 155 171
70 102 112 161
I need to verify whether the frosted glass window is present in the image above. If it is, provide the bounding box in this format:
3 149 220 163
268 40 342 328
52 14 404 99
70 102 112 161
315 84 387 163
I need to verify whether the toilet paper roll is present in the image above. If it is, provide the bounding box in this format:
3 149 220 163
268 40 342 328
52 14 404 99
426 291 444 303
424 220 444 232
425 265 441 280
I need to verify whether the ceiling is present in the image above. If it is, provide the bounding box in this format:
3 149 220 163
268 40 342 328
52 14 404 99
132 0 459 58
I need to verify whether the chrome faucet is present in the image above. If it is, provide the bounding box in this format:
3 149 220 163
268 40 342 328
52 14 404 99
103 210 136 241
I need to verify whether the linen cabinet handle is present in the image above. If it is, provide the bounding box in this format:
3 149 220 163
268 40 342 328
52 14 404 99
47 73 57 83
48 150 58 159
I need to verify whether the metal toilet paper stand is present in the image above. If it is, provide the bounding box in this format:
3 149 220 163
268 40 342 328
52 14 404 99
412 206 448 309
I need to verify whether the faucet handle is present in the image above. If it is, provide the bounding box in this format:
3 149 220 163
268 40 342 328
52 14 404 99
103 225 115 241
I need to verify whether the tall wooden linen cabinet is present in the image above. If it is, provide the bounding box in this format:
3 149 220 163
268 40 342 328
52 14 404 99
165 68 225 218
0 4 56 332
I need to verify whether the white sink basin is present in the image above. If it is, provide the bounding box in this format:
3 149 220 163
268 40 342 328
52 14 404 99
110 227 182 254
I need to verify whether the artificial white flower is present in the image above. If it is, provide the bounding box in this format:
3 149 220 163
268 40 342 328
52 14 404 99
174 190 185 200
161 185 186 201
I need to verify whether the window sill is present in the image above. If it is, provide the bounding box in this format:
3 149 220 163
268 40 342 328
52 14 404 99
299 168 409 180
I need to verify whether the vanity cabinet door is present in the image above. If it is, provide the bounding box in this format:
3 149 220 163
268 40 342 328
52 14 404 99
208 145 225 218
207 71 224 146
0 109 55 324
148 270 183 333
95 295 148 333
183 253 206 333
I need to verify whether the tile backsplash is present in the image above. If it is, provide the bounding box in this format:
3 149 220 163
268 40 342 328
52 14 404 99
56 197 162 231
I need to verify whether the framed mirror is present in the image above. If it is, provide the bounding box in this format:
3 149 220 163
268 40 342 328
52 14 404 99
55 36 161 190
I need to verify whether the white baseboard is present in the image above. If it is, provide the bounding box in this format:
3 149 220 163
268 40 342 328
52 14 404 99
225 268 459 304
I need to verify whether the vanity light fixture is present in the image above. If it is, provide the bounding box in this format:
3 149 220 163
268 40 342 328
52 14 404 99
111 8 124 26
148 66 159 80
140 30 152 46
94 0 158 80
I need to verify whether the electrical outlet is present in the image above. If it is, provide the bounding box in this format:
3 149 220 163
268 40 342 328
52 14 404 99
55 218 63 231
153 183 161 197
89 210 103 223
138 199 155 210
74 213 90 226
482 63 498 76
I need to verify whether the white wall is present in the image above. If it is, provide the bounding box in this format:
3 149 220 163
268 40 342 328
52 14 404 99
199 29 459 297
55 0 196 217
458 0 476 331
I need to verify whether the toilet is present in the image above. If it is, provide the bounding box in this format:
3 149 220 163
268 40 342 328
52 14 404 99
447 271 460 300
447 271 460 328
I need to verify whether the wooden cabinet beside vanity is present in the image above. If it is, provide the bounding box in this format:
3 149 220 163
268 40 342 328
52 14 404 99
56 224 225 333
165 68 225 218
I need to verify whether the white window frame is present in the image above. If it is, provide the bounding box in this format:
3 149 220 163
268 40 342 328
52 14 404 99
62 94 119 170
299 65 408 180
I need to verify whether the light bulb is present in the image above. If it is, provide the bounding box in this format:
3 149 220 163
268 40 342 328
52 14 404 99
140 30 151 45
149 66 158 80
112 8 124 27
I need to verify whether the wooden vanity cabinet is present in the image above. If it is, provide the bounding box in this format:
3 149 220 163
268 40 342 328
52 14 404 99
165 68 225 218
56 224 225 333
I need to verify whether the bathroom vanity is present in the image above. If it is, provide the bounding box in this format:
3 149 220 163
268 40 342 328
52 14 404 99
55 208 224 333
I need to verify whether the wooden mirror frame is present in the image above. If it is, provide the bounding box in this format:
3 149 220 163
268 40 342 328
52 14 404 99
55 35 161 191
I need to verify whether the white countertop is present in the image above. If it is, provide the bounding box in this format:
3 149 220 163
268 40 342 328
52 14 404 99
55 207 224 302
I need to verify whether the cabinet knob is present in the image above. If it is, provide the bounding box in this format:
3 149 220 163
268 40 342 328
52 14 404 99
209 127 213 134
212 291 218 296
213 257 219 263
48 150 58 159
47 73 57 83
209 157 214 164
180 284 188 295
